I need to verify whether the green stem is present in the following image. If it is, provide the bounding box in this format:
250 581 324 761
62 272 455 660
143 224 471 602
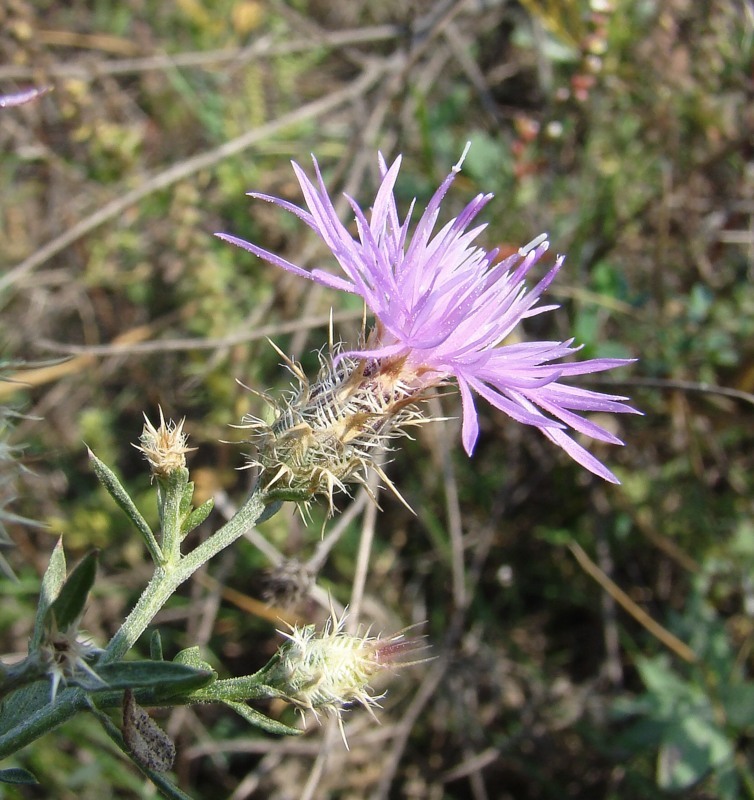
159 469 188 566
0 655 48 702
0 492 278 761
102 489 270 664
0 689 89 759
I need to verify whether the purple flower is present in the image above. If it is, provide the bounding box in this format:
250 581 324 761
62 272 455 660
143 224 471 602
0 86 51 108
217 147 638 483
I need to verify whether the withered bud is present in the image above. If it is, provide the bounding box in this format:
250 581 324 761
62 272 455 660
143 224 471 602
262 558 314 610
122 689 176 772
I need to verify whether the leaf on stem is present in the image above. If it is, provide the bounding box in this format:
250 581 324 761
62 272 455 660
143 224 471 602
180 498 214 539
150 630 164 662
0 767 39 785
30 537 66 649
95 660 215 696
45 550 98 632
172 646 216 676
88 448 163 563
222 700 301 736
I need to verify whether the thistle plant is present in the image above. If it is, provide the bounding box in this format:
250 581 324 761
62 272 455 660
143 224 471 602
218 144 638 488
0 137 636 797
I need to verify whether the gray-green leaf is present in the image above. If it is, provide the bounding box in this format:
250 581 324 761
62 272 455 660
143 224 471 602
0 766 39 784
172 647 216 676
89 449 162 562
46 550 98 632
181 498 214 538
31 537 66 649
222 700 301 736
95 660 214 697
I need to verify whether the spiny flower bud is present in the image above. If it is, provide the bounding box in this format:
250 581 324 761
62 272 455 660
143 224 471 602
264 611 427 744
244 344 426 510
134 408 194 479
41 617 104 702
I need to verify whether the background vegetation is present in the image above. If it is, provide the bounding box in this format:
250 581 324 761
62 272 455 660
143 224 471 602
1 0 752 797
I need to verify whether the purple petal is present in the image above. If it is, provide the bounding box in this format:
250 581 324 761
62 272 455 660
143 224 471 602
0 86 51 108
219 149 638 481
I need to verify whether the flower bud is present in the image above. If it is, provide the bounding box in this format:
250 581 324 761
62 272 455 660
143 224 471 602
135 408 194 479
244 347 426 510
41 617 103 702
263 611 427 743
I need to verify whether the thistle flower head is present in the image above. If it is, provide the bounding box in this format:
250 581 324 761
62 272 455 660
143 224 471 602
218 146 639 483
242 344 424 508
264 611 427 744
134 408 194 479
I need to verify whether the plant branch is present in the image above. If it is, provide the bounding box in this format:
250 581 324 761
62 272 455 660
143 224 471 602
102 489 270 664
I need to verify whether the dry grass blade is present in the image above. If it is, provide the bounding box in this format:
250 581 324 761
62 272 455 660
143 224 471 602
568 541 697 664
0 61 395 297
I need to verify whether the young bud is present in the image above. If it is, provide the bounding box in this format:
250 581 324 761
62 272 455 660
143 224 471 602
134 408 194 479
263 611 427 744
40 616 104 702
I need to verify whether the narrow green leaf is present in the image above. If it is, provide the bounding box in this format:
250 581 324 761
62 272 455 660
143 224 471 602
0 767 39 784
95 661 214 695
258 499 282 522
0 685 88 755
189 676 284 704
180 498 214 538
46 550 98 631
222 700 301 736
31 537 66 649
658 716 733 791
636 656 691 716
0 682 53 738
714 761 742 800
88 449 163 563
179 481 194 518
721 682 754 731
150 630 164 662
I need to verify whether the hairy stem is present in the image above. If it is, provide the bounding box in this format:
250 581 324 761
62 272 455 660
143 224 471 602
102 489 270 664
0 492 278 760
